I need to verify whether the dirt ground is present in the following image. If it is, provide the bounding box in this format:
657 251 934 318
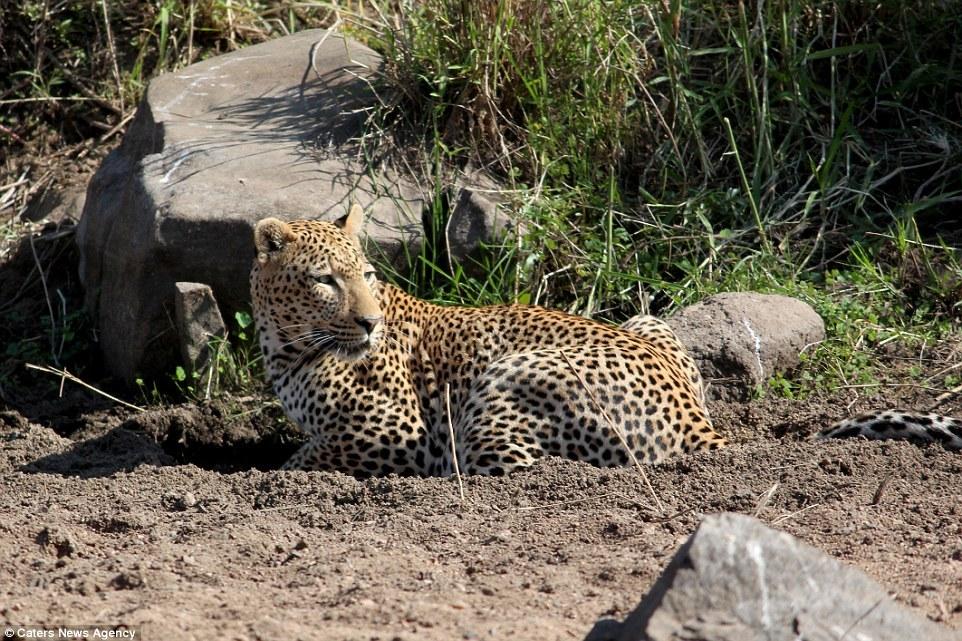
1 385 961 640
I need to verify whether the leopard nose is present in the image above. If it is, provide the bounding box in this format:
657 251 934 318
355 315 382 335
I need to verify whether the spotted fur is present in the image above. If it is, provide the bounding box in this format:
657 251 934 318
819 411 962 449
249 207 726 477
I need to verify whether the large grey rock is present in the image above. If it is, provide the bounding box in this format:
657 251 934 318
77 29 425 381
594 513 957 641
664 292 825 401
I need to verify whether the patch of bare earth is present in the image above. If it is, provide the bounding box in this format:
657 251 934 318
1 386 961 640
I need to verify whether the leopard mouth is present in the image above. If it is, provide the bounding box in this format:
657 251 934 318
330 335 379 361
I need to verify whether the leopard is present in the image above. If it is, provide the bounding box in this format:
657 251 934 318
249 204 726 477
250 206 962 477
818 411 962 449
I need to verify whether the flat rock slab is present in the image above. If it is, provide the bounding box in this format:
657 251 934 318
666 292 825 401
594 512 957 641
77 29 424 381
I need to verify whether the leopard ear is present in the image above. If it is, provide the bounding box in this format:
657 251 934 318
254 217 296 264
334 203 364 236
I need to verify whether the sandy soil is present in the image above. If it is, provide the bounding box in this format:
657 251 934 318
1 389 961 640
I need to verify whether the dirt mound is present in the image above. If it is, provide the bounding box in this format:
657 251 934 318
1 393 960 640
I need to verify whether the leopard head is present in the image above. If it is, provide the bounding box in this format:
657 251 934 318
250 204 383 361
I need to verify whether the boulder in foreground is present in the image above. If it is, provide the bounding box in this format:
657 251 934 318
587 512 956 641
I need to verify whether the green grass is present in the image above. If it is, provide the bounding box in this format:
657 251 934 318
2 0 962 401
362 0 962 395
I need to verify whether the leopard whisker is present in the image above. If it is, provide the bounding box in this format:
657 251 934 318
281 329 335 350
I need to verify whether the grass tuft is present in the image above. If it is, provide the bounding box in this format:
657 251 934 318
360 0 962 394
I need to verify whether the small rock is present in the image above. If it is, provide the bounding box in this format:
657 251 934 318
662 292 825 400
22 185 86 223
445 184 514 273
174 282 226 375
110 571 145 590
73 580 95 596
161 491 196 512
36 526 76 558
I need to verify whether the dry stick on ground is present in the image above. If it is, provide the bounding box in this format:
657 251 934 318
871 475 893 506
15 168 54 219
444 383 465 501
42 51 123 118
186 1 196 64
770 503 821 526
0 122 25 145
25 363 147 413
559 350 665 515
94 111 135 146
225 0 237 49
931 381 962 409
753 481 779 518
28 234 59 365
309 17 343 78
923 355 962 383
840 382 949 393
0 173 29 224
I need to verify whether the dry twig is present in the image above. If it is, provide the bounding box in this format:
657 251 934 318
445 383 465 501
25 363 147 413
28 234 59 365
99 0 124 113
559 350 664 515
871 476 892 506
753 482 779 517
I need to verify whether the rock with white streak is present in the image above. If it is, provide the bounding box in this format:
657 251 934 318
656 292 824 401
588 512 957 641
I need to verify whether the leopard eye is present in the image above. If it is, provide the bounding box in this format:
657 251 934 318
363 269 377 282
314 273 336 287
